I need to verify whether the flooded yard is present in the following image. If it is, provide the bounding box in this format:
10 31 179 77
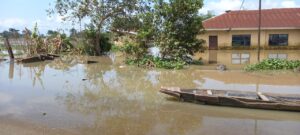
0 50 300 135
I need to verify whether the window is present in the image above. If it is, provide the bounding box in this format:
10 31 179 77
232 53 250 64
232 35 251 46
269 34 288 46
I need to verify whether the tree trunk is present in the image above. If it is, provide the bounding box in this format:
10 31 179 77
95 31 101 56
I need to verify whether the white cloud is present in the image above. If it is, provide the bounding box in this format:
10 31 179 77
0 18 26 28
200 0 299 15
0 14 75 33
282 0 297 8
0 16 76 34
200 0 243 14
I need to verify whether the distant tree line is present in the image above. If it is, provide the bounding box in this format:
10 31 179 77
0 28 76 39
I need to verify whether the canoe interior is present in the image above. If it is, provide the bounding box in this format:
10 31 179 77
179 89 300 102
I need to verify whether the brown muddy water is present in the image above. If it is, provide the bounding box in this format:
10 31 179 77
0 50 300 135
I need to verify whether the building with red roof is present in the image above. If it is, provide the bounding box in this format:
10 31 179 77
199 8 300 49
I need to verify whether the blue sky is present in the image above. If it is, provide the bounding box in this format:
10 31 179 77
0 0 299 34
0 0 70 34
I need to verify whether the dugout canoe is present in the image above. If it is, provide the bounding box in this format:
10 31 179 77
160 87 300 112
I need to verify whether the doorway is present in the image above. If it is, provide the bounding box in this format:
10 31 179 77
209 36 218 50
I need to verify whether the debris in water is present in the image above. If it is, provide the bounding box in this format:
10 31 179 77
119 65 126 68
17 54 59 63
216 64 226 71
82 79 87 81
42 112 47 116
87 60 98 64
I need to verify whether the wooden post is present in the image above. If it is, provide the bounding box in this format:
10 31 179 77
4 37 14 59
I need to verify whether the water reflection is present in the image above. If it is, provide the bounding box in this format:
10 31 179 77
0 53 300 135
268 53 288 59
145 70 161 86
9 61 14 79
208 50 218 64
232 53 250 64
196 50 300 69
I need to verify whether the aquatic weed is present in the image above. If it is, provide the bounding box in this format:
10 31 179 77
245 59 300 71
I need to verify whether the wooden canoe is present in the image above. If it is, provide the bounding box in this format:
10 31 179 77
160 87 300 112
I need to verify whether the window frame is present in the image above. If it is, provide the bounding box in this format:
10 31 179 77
268 34 289 46
231 35 251 47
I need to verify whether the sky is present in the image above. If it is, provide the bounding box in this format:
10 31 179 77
0 0 299 34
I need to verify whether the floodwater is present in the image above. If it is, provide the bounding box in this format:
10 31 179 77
0 50 300 135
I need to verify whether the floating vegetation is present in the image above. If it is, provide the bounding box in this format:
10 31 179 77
245 59 300 71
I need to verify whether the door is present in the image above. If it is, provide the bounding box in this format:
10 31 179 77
209 36 218 50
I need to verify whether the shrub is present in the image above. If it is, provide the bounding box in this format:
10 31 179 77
81 30 112 55
125 55 186 69
120 42 147 59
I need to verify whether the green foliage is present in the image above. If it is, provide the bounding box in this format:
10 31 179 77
200 11 215 20
47 30 59 37
120 42 147 59
125 55 186 69
111 16 142 32
60 34 74 52
118 0 205 69
31 23 39 38
111 44 121 52
191 60 203 65
153 0 205 60
120 41 186 69
29 23 45 54
245 59 300 71
50 0 144 55
80 27 112 55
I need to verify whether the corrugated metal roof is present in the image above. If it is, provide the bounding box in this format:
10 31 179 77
203 8 300 30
